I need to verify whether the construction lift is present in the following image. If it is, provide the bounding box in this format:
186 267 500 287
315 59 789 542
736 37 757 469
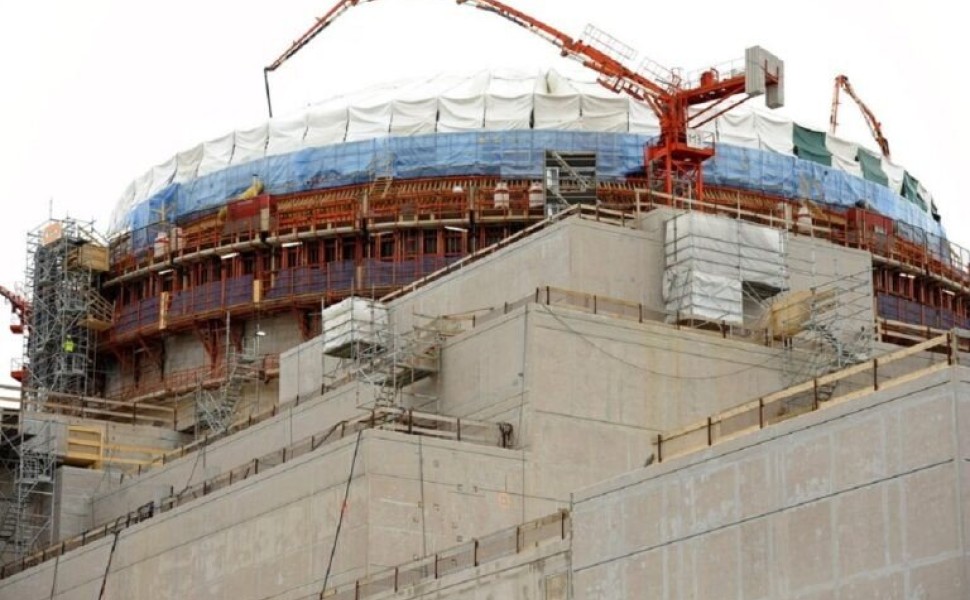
830 74 891 159
264 0 784 202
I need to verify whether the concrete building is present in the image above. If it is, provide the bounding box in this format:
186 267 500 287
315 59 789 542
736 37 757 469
1 39 968 599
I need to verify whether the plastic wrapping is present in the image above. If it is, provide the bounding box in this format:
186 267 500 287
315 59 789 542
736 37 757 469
321 297 389 356
110 71 944 246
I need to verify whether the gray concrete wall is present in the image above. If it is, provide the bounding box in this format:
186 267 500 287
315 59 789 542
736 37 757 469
389 218 662 334
53 467 121 542
0 431 542 600
570 365 970 599
91 380 372 525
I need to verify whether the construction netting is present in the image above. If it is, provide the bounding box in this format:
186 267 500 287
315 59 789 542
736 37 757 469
108 70 943 246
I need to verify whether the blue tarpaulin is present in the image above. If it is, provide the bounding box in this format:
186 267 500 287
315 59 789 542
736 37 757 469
126 131 943 250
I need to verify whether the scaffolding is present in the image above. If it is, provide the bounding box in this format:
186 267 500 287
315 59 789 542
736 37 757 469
195 340 260 435
23 218 110 404
1 218 111 560
0 417 56 561
321 298 456 409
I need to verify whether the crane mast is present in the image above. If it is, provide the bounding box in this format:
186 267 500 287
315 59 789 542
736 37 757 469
265 0 784 201
830 74 890 159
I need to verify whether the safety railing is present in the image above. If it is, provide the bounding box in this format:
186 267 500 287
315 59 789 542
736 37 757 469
0 407 514 581
654 329 969 463
320 510 569 600
21 393 176 428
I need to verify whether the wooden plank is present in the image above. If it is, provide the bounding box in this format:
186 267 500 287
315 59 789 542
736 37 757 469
878 334 948 365
815 360 874 387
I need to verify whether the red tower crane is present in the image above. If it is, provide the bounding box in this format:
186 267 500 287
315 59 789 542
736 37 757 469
0 285 28 336
830 74 891 159
265 0 784 201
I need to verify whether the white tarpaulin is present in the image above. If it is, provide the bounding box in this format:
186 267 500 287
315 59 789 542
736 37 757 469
266 116 308 157
665 211 787 296
390 98 438 136
580 94 629 132
132 169 155 204
629 101 660 135
174 144 204 184
881 157 905 194
533 92 581 130
109 182 137 233
825 133 862 178
485 94 533 130
438 95 485 132
197 133 236 177
718 112 759 149
231 125 268 166
304 106 348 148
754 112 794 155
321 297 389 356
663 268 744 325
346 103 392 142
147 156 177 197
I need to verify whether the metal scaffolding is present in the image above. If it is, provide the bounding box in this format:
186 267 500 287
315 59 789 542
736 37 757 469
23 218 110 404
195 341 260 434
1 218 110 560
321 299 454 409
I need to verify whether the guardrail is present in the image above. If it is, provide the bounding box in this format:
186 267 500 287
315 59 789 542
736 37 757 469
0 407 513 581
320 510 569 600
654 329 968 463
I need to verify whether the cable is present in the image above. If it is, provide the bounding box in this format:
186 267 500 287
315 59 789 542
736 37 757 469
97 530 121 599
319 431 363 598
536 303 783 380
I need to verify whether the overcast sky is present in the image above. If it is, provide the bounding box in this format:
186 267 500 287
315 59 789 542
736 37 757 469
0 0 966 384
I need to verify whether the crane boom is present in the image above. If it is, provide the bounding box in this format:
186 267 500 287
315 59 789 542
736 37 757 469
0 285 29 334
264 0 783 200
830 74 890 159
263 0 378 117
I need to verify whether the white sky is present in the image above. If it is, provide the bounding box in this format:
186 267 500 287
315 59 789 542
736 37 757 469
0 0 966 383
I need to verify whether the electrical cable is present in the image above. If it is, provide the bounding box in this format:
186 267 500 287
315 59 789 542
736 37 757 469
319 431 363 598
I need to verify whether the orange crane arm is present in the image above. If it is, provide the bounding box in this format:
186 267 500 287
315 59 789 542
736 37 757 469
455 0 667 116
0 285 29 334
830 74 891 159
263 0 378 117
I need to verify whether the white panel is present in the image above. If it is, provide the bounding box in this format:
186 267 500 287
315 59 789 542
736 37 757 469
231 124 268 166
304 106 348 148
438 95 485 132
485 94 533 130
825 133 862 178
754 112 794 155
174 144 203 183
196 132 236 177
390 98 438 136
717 112 759 149
266 116 308 157
881 157 905 194
534 93 581 130
346 103 392 142
629 101 661 135
147 156 177 197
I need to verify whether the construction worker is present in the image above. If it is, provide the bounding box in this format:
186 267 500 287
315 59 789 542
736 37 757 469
63 336 75 353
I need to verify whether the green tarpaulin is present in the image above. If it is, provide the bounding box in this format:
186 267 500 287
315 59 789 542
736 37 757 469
857 148 888 187
792 124 831 166
902 172 927 210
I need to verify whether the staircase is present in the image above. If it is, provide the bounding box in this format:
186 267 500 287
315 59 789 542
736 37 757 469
196 345 260 433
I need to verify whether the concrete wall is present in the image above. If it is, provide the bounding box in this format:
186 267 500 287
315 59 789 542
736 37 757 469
91 380 373 525
0 431 542 600
570 365 970 599
53 467 121 542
